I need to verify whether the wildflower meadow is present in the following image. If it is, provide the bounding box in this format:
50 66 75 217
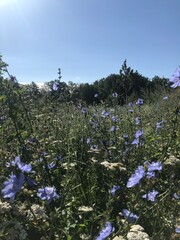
0 58 180 240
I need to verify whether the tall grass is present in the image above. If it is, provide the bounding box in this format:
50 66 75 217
0 70 180 240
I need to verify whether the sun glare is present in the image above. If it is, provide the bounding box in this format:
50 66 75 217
0 0 19 7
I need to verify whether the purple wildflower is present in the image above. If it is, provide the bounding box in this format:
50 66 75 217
112 92 118 97
81 107 87 114
128 102 133 107
155 120 164 132
37 186 59 204
132 138 139 145
173 193 180 199
175 227 180 233
91 145 98 150
110 126 115 132
136 98 144 106
148 161 162 171
17 162 32 173
48 162 56 170
86 138 91 144
94 93 99 98
96 222 114 240
135 129 143 138
127 166 145 188
142 190 159 202
111 116 119 122
169 67 180 88
101 110 110 118
122 134 129 140
146 171 155 179
11 156 21 166
53 81 59 91
163 96 168 100
111 185 120 196
128 109 134 113
122 209 139 223
1 173 24 202
135 116 141 125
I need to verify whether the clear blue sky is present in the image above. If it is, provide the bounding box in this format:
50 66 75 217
0 0 180 85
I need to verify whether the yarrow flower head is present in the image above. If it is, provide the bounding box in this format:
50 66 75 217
37 186 59 204
122 209 139 223
1 173 24 202
169 66 180 88
142 190 159 202
96 222 114 240
127 165 145 188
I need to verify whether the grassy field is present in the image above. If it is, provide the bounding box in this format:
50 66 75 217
0 77 180 239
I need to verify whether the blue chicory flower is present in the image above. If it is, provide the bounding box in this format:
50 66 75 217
155 120 164 132
163 96 168 100
112 92 118 97
173 193 180 199
17 162 32 173
142 190 159 202
111 185 120 196
110 126 115 132
175 227 180 233
146 171 155 179
81 107 87 114
136 98 144 106
128 109 134 113
48 162 56 170
135 116 141 125
101 110 110 118
1 173 24 202
11 156 21 166
37 186 59 204
86 138 91 144
169 67 180 88
94 93 99 98
127 166 145 188
122 209 139 223
148 161 162 171
53 81 59 90
132 138 139 145
96 222 115 240
135 129 144 138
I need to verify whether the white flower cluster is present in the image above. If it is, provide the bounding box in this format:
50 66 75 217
0 199 11 214
26 204 47 221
